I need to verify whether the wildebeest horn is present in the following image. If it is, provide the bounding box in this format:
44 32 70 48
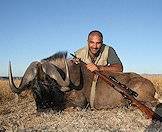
42 59 70 91
9 61 38 94
68 66 83 90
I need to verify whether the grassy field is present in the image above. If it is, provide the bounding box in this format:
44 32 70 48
0 76 162 131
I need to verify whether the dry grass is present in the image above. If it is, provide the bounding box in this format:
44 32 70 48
0 80 16 102
0 77 162 131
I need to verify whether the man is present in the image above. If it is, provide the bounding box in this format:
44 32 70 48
74 30 123 108
75 30 123 73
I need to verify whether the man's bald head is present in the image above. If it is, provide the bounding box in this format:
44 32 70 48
88 30 103 41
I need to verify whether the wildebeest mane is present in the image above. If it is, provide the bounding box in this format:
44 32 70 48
41 51 68 62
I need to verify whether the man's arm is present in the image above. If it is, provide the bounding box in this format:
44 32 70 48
86 63 123 73
98 63 123 72
86 46 123 72
105 46 123 72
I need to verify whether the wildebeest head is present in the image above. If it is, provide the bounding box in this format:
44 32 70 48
9 52 71 93
8 52 77 110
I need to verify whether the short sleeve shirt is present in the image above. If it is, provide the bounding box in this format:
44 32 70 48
108 46 122 65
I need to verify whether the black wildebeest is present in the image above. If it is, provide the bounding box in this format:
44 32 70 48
9 52 157 111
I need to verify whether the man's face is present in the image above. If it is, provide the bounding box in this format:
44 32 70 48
88 35 103 55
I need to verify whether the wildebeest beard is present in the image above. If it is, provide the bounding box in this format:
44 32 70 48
32 66 66 111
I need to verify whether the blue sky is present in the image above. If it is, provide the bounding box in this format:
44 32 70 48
0 0 162 76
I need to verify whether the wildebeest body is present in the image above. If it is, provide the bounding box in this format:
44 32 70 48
8 52 157 111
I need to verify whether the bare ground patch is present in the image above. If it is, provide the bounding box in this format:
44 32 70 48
0 79 162 131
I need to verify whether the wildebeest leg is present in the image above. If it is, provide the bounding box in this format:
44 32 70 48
65 90 88 109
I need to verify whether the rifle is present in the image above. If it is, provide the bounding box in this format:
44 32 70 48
70 53 162 121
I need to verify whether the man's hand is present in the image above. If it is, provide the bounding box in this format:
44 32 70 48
86 63 99 72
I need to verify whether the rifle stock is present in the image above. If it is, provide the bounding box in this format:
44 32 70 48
70 53 162 121
130 97 162 120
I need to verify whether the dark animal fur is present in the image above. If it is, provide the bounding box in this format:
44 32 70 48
32 75 65 111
